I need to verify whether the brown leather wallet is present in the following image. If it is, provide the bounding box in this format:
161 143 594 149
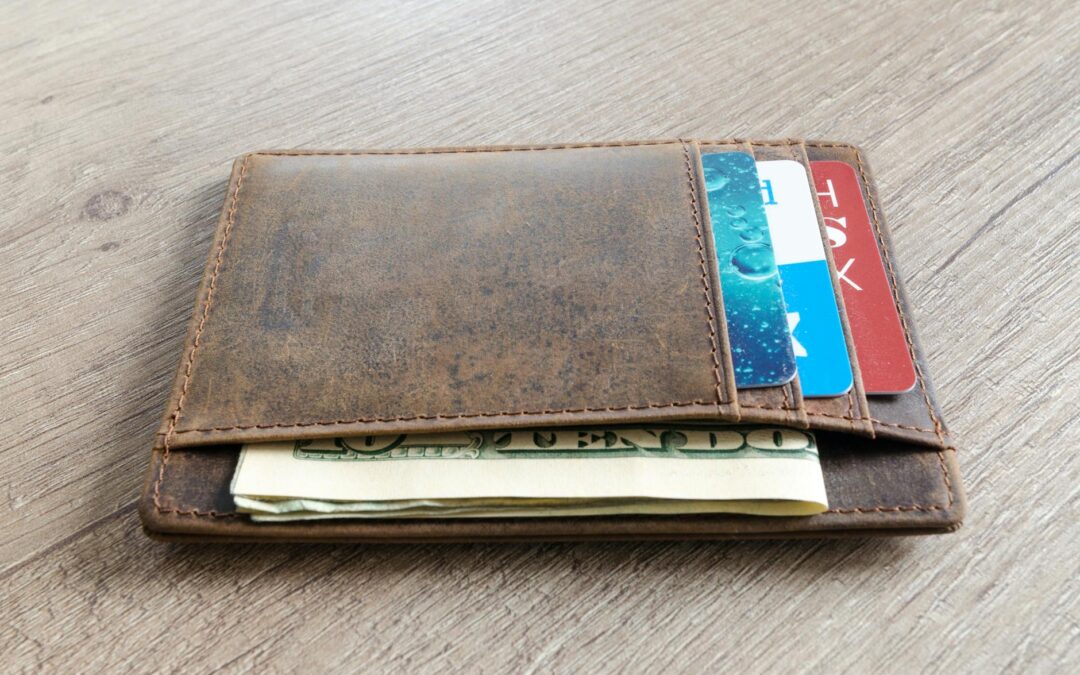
139 139 965 542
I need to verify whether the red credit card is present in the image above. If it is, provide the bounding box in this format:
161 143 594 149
810 161 916 394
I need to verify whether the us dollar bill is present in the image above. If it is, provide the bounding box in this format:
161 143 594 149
231 426 828 521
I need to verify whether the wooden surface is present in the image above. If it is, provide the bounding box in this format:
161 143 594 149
2 1 1077 672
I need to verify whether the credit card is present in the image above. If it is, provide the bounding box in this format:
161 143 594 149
810 161 916 394
701 152 796 388
757 160 853 397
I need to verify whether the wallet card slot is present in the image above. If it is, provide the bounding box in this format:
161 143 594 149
803 142 948 448
698 140 809 430
776 141 874 436
719 140 874 437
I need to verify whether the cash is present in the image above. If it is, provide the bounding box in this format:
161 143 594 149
230 426 828 521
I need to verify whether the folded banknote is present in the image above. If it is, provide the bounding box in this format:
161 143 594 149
231 426 828 521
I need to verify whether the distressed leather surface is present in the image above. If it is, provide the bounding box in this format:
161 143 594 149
140 139 965 542
156 141 741 448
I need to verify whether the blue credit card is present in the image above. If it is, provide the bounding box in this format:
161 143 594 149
757 160 853 397
702 152 796 388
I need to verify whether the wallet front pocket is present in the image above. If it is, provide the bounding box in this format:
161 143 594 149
157 141 743 447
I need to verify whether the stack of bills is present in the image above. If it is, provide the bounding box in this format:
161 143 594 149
230 426 828 521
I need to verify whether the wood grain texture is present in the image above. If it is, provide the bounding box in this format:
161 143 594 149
1 0 1077 672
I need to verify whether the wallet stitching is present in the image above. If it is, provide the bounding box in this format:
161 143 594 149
254 140 683 156
156 410 943 436
788 141 861 424
154 140 951 519
803 412 928 431
821 142 946 444
679 140 727 407
164 402 721 433
154 154 251 519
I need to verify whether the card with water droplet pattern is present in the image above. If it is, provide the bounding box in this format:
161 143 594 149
701 152 796 388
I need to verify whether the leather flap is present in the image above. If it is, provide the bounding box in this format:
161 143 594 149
158 141 743 448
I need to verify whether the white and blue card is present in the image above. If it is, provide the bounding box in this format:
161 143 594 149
757 160 853 397
702 152 796 388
